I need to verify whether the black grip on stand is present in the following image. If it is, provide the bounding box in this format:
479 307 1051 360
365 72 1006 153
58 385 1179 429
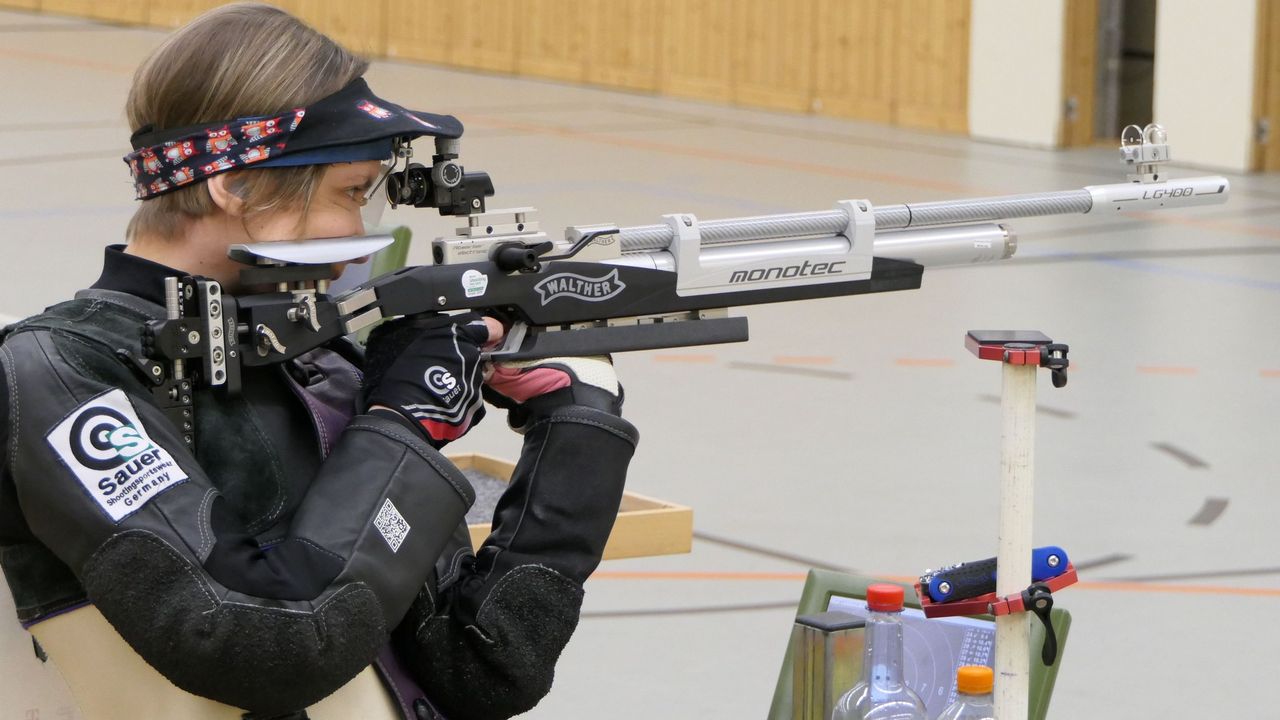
1022 583 1058 666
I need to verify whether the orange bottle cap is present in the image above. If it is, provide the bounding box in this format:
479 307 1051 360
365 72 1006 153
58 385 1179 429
866 584 905 612
956 665 994 695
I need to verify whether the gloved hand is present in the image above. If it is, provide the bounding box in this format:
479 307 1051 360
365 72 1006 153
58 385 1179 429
484 355 622 431
361 312 499 448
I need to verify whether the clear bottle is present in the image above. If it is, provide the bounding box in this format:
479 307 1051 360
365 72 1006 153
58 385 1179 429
935 666 995 720
831 584 927 720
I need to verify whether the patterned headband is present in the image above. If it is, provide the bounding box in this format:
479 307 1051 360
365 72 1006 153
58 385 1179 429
125 110 305 199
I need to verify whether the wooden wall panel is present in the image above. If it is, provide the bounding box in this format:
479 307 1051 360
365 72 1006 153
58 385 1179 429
144 2 384 58
385 0 452 65
294 0 385 56
659 0 733 102
25 1 976 137
146 0 223 29
890 0 969 133
1255 0 1280 170
585 0 660 91
450 0 518 73
811 0 895 123
94 0 148 23
1061 0 1098 146
38 0 96 18
730 0 813 112
0 0 42 10
262 0 299 14
517 0 587 83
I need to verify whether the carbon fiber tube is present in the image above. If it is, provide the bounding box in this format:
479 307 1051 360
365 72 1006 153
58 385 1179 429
877 189 1093 228
616 189 1094 253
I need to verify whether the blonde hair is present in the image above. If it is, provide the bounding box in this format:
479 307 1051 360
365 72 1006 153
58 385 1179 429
125 3 368 241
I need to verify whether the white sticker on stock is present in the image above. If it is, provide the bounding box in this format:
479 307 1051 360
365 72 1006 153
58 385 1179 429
461 269 489 299
374 498 411 553
46 389 189 523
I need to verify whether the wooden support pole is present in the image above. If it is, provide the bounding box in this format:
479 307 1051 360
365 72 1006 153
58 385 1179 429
995 361 1036 720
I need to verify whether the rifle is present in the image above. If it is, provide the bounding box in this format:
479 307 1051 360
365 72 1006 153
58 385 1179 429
137 124 1228 447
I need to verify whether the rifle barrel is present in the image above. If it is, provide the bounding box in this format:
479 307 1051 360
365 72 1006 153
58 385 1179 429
614 177 1229 253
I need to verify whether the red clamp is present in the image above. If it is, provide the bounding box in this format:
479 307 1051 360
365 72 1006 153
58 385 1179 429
914 563 1077 619
914 564 1077 666
965 330 1070 387
988 565 1078 615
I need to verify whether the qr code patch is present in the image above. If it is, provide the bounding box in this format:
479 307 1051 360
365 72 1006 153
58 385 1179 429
374 498 411 553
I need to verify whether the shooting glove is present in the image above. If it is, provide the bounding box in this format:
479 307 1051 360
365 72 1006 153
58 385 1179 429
362 312 492 448
484 355 623 430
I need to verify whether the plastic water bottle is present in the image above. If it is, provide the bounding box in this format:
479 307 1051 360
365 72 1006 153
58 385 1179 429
830 584 926 720
935 666 995 720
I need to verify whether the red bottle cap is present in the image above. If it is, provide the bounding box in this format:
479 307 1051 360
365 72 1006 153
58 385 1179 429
866 584 905 612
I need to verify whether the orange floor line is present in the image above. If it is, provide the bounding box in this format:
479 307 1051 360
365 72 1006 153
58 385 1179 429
651 354 717 363
1072 581 1280 597
1262 369 1280 378
0 47 134 75
593 571 808 581
773 356 836 366
1137 366 1199 376
591 571 1280 599
894 358 956 367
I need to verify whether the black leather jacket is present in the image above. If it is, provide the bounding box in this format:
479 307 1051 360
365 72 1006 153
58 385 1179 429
0 249 639 720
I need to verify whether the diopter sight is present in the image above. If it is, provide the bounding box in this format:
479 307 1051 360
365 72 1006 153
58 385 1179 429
384 136 494 216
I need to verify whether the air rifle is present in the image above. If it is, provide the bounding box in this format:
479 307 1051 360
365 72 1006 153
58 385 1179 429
138 124 1228 444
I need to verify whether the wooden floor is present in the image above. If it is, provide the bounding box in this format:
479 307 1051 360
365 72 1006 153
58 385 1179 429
1 9 1278 719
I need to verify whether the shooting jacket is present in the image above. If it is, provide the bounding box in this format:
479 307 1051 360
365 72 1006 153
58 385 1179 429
0 247 639 720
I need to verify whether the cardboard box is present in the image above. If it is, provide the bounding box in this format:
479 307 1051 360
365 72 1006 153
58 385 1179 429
449 453 693 560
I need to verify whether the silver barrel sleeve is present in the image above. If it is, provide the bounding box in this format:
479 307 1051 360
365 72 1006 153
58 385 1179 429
873 223 1017 266
607 223 1014 271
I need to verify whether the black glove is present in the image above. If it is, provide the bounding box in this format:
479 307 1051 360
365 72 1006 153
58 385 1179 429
483 355 622 432
361 312 492 449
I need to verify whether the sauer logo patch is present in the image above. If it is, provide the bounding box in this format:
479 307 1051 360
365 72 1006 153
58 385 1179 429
46 389 189 522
